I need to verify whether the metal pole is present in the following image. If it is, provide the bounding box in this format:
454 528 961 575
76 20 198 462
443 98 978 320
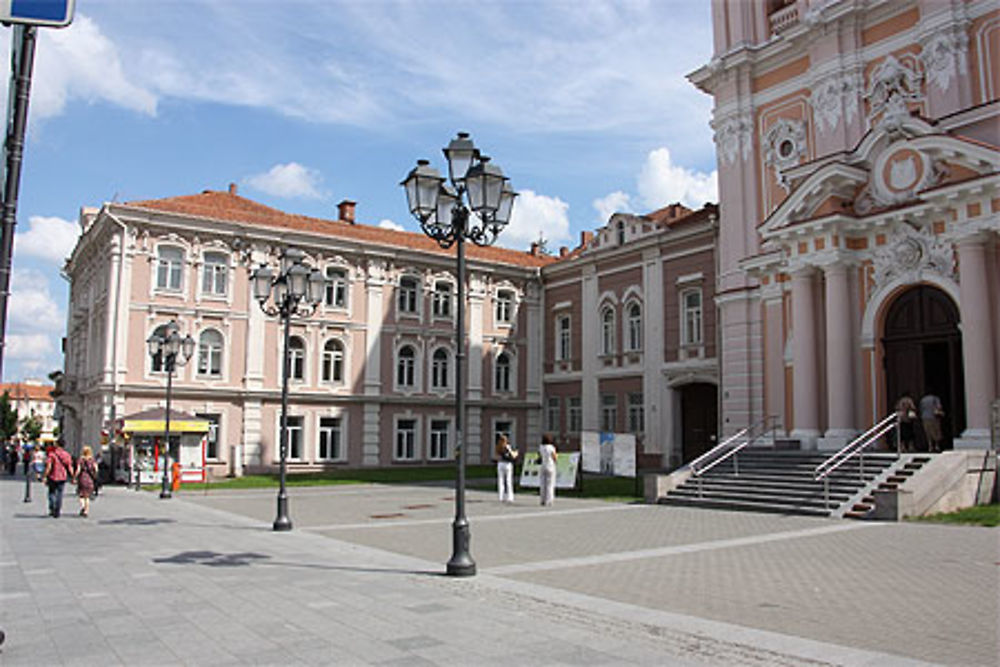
22 447 30 502
447 209 474 577
273 303 292 531
159 358 173 498
0 26 37 381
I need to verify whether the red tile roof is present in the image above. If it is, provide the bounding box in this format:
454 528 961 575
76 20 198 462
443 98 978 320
0 383 54 402
123 190 555 269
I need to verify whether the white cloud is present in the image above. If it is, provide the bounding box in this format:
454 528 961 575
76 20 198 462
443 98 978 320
14 216 79 264
592 191 633 224
637 147 718 210
378 219 404 232
9 269 64 332
4 334 53 362
245 163 325 199
503 190 571 250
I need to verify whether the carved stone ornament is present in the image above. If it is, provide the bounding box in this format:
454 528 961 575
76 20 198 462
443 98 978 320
871 223 954 289
763 117 807 191
864 54 924 130
810 72 860 134
920 29 968 93
712 113 753 166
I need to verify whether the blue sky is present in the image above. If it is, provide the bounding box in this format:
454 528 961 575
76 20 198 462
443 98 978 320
2 0 716 382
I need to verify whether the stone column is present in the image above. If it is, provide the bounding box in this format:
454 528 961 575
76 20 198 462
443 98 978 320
820 263 855 448
790 267 820 448
581 265 599 431
956 235 996 447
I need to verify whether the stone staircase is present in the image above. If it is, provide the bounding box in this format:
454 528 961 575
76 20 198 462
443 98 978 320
842 454 933 519
659 450 904 517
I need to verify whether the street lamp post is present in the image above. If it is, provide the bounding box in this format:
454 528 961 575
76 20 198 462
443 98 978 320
251 248 325 531
402 132 517 577
146 320 194 499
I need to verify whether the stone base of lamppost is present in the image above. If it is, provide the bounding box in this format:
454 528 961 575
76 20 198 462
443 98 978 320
446 518 475 577
273 495 292 532
159 490 172 499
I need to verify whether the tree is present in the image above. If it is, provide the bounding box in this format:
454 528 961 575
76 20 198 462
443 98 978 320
0 392 17 443
20 413 43 443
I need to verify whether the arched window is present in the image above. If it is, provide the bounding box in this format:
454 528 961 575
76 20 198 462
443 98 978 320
431 347 449 389
601 306 616 355
288 336 306 381
156 246 184 291
627 302 642 351
397 345 416 388
495 352 511 393
322 339 345 383
201 251 228 296
197 329 224 377
149 324 171 372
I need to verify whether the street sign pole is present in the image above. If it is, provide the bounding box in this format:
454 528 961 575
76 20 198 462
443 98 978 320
0 23 36 381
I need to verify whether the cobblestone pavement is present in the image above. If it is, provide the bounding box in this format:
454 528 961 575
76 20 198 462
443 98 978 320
2 476 995 665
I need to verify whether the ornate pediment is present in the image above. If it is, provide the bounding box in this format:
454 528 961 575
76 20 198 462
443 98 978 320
871 223 954 290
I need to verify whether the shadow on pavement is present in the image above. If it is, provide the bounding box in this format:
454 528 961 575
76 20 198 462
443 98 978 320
99 517 176 526
152 550 270 567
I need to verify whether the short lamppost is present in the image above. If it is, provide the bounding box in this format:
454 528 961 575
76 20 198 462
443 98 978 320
402 132 517 577
251 248 325 531
146 320 194 499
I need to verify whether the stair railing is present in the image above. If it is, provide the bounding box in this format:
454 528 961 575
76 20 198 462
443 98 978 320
814 412 899 509
689 415 779 498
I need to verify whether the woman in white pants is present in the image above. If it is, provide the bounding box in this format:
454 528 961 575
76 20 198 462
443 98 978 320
495 434 517 503
538 433 558 506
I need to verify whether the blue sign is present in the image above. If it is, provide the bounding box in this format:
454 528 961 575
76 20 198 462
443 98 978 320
2 0 75 27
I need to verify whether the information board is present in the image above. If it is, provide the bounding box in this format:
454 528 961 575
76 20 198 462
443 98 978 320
581 431 636 478
519 451 580 489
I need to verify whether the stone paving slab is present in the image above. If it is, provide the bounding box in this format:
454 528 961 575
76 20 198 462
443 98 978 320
0 477 986 665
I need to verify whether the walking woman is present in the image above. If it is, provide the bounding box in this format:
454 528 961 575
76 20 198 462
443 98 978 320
538 433 558 506
74 446 98 517
495 434 518 503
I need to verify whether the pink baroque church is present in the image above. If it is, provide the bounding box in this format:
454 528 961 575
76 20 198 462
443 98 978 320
689 0 999 449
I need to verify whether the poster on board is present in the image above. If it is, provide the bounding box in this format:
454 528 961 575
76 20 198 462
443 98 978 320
519 452 580 489
581 431 636 478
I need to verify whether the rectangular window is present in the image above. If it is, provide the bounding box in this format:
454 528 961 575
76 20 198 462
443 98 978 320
567 397 582 432
197 413 220 459
496 291 513 324
546 397 560 433
325 268 347 308
201 253 228 296
318 417 342 461
395 419 417 460
601 394 618 432
399 278 418 314
494 421 512 449
429 419 450 460
286 416 304 460
156 247 183 291
682 289 703 345
432 282 451 318
627 393 644 434
557 315 571 361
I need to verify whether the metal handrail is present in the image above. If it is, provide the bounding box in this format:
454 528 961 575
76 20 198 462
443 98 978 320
691 415 779 477
814 412 899 511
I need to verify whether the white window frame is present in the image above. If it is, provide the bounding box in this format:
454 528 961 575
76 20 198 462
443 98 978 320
601 394 618 432
156 246 184 292
321 338 346 385
288 335 306 382
197 412 221 460
495 289 514 325
317 415 345 462
394 416 419 461
626 301 642 352
567 397 582 432
681 288 704 346
494 350 513 394
601 306 616 356
430 346 450 391
324 267 349 309
397 276 420 316
395 344 419 392
197 328 224 378
628 393 644 434
278 415 304 462
545 397 560 433
201 251 229 297
556 315 571 361
432 280 453 319
428 418 452 461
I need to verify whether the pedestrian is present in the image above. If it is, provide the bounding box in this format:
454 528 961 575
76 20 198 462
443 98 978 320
919 390 944 453
495 434 517 503
74 446 98 517
538 433 558 507
895 392 918 453
32 446 45 481
43 439 73 518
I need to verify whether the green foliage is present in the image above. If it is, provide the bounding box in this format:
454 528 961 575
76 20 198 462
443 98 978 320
0 392 17 442
19 413 43 443
179 464 497 491
911 504 999 527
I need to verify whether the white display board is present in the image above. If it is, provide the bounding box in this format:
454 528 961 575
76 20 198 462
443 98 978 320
519 452 580 489
581 431 636 478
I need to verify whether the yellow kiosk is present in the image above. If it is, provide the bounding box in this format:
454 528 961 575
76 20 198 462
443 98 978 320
114 408 209 485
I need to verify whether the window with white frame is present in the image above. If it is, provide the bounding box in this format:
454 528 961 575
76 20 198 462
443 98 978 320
429 419 450 460
556 315 571 361
494 420 512 449
201 252 228 296
288 336 306 381
397 345 416 388
627 393 644 434
431 347 449 390
197 413 220 459
317 416 343 461
682 288 703 345
432 281 452 318
398 276 418 314
149 323 171 372
322 339 345 384
395 419 417 460
495 289 513 324
325 267 348 308
627 302 642 352
601 394 618 432
494 352 511 393
601 306 616 355
546 397 560 433
286 415 304 460
156 246 184 291
567 397 582 432
197 329 224 377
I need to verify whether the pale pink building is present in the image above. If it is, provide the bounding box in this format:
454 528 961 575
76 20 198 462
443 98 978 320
690 0 999 449
60 186 552 474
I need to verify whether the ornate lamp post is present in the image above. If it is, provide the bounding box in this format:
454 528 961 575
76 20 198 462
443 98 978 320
401 132 517 577
251 248 325 531
146 320 194 499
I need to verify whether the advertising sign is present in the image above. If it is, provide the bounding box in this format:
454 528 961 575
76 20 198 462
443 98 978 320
519 451 580 489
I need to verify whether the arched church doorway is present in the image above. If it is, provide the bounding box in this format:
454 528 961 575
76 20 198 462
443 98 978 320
680 383 718 463
882 285 965 449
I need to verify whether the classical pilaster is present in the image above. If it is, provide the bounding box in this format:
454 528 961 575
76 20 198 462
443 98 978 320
580 265 599 431
467 273 486 402
819 263 856 449
524 282 543 449
363 260 385 396
244 246 268 391
955 235 996 447
641 249 666 463
760 279 785 440
790 267 820 448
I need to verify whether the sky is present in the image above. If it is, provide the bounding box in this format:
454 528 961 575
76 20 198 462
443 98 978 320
1 0 717 382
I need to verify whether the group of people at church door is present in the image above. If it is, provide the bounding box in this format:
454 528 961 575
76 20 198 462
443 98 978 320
895 391 944 453
495 433 559 506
